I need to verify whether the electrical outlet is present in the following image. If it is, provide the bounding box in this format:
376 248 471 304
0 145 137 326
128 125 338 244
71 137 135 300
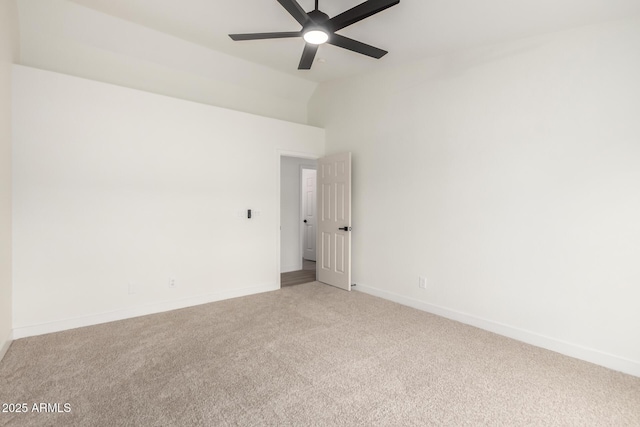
128 281 136 295
418 276 427 290
169 278 176 288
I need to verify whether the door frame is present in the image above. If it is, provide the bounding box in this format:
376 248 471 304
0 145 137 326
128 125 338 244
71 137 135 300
276 150 320 288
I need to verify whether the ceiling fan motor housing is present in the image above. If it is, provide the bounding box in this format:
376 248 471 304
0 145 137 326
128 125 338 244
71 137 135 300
307 9 330 25
304 9 331 43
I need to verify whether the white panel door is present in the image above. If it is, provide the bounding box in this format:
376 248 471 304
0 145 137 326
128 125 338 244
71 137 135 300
317 152 352 291
302 168 317 261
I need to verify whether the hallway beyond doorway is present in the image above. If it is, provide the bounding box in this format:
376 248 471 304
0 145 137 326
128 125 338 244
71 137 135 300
281 260 316 287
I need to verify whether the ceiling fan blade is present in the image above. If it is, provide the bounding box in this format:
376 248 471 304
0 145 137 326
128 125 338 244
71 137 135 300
277 0 311 26
229 31 301 41
298 43 319 70
328 34 387 59
328 0 399 32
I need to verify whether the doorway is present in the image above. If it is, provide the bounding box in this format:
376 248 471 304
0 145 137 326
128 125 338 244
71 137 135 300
280 156 317 286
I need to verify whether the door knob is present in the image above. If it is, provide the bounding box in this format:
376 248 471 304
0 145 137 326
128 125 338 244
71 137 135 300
338 226 352 231
304 220 307 223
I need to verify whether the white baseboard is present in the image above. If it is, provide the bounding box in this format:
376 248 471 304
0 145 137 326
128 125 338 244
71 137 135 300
13 283 278 339
354 283 640 378
0 331 12 362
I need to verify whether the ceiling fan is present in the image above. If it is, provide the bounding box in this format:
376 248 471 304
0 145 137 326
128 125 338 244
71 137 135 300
229 0 400 70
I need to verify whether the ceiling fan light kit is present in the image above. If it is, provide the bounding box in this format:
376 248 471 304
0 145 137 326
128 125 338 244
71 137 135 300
303 29 329 45
229 0 400 70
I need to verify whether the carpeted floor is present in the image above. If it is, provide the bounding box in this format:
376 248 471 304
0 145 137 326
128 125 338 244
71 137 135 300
1 282 639 426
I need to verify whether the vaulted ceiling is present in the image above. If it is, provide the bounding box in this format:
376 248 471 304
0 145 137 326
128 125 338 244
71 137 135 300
68 0 640 83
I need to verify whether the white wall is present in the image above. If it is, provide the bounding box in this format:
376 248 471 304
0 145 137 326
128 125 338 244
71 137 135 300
280 157 317 273
17 0 317 125
309 17 640 376
12 66 324 336
0 0 19 361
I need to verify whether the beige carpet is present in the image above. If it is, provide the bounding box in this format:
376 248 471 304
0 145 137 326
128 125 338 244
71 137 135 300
1 282 639 426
